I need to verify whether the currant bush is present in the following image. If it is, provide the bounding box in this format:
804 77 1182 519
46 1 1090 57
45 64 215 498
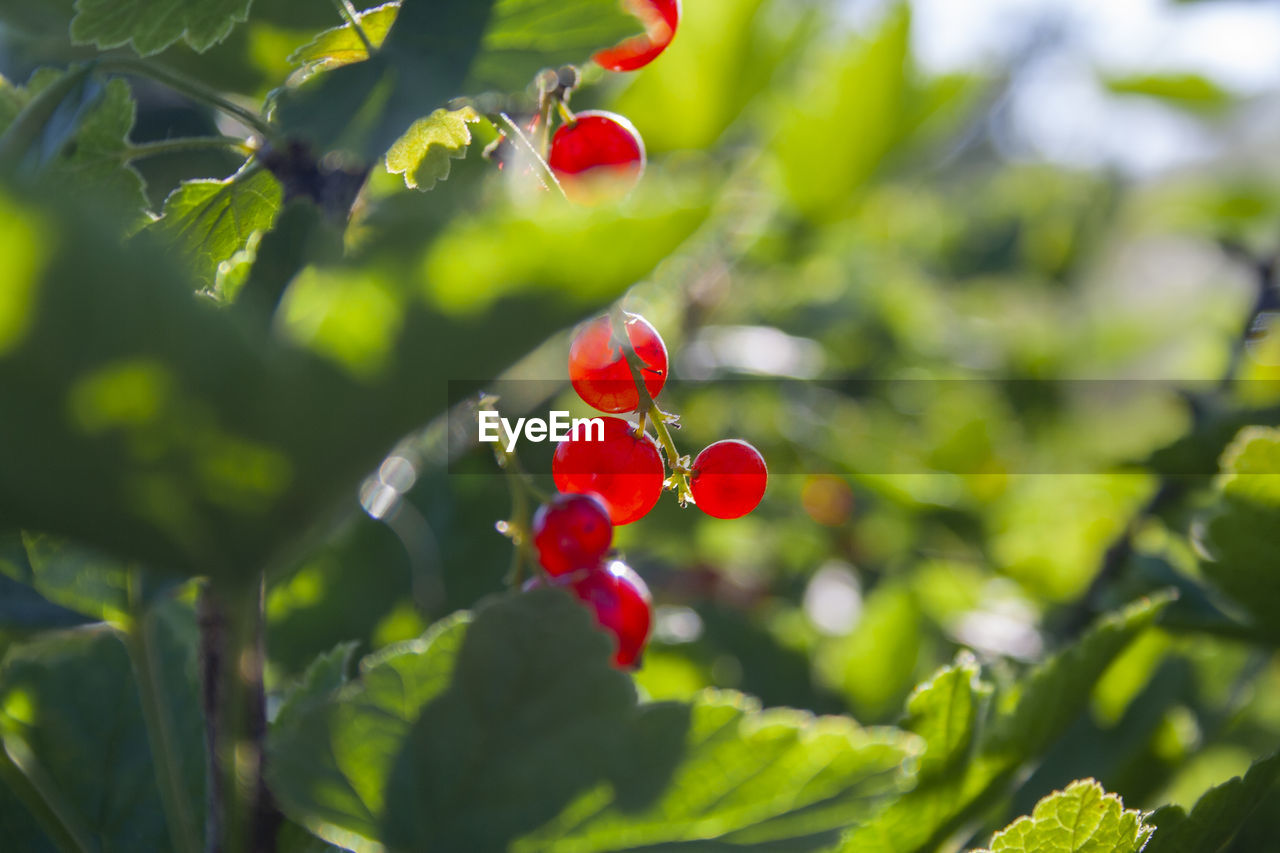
569 312 669 414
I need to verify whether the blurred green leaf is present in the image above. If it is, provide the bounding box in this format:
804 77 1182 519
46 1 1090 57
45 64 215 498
148 165 283 290
288 2 399 78
974 779 1153 853
1104 73 1232 112
0 575 91 634
16 532 130 623
1146 749 1280 853
1198 427 1280 640
70 0 253 55
385 106 480 191
0 623 202 850
817 581 921 718
0 69 147 219
840 594 1172 853
772 4 909 221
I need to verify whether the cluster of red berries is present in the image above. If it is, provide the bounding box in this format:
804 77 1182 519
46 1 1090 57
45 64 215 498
526 312 767 668
495 1 681 202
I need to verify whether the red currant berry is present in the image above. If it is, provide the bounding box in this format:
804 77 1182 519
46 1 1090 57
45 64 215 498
553 416 664 525
689 439 767 519
572 560 652 668
532 492 613 576
569 313 668 414
594 0 680 72
548 111 645 202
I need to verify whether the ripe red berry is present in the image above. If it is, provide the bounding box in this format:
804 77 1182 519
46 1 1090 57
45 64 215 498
594 0 681 72
532 492 613 576
548 111 645 202
572 560 652 668
569 313 668 414
553 416 664 525
689 439 767 519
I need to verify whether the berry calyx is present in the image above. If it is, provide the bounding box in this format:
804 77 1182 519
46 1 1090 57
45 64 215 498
572 560 652 668
548 111 645 202
594 0 681 72
689 439 768 519
553 416 664 525
532 492 614 576
569 313 669 414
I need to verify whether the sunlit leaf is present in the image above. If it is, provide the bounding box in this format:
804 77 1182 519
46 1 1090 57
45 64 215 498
974 779 1153 853
385 106 481 191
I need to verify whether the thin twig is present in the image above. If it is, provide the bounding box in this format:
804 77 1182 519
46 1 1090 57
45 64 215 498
124 136 252 161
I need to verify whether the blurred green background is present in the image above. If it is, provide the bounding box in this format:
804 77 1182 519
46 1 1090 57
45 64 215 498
4 0 1280 847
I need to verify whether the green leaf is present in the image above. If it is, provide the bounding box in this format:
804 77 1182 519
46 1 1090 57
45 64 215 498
15 532 130 623
904 652 990 779
1146 750 1280 853
70 0 254 55
513 695 920 852
0 575 91 634
772 4 910 220
148 165 284 290
272 591 920 852
1104 73 1232 112
286 2 402 79
840 594 1173 853
0 69 147 219
974 779 1153 853
385 106 480 191
275 0 640 160
0 624 201 850
273 640 358 734
1197 427 1280 640
268 614 470 848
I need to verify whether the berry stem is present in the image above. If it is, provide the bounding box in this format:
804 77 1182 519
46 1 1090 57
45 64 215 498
330 0 376 57
491 111 565 198
97 58 281 144
609 305 694 505
484 401 550 586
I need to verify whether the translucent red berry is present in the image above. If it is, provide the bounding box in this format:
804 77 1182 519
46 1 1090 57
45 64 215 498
689 439 767 519
532 492 614 576
572 560 652 668
553 416 664 525
569 313 668 414
594 0 680 72
548 111 645 202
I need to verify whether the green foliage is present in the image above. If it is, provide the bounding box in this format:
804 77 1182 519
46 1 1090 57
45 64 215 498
839 595 1171 853
0 68 147 218
148 166 283 289
0 619 203 850
1146 750 1280 853
974 779 1153 853
1104 73 1232 112
70 0 254 55
1197 427 1280 639
384 106 481 191
275 0 639 160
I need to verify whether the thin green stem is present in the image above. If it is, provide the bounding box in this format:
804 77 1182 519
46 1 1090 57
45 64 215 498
330 0 376 56
494 438 549 587
96 58 280 143
609 305 693 504
125 572 201 853
124 136 252 161
493 112 565 198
